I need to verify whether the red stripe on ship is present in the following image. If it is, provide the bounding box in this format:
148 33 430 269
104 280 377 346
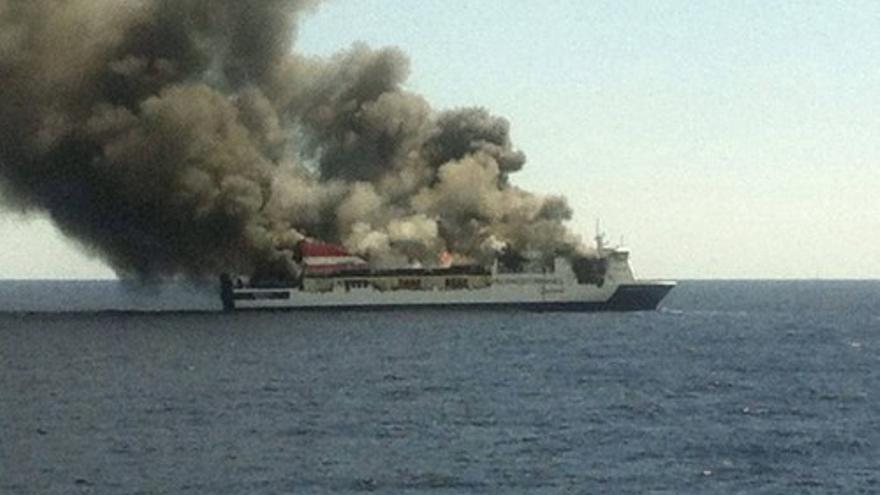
298 241 352 258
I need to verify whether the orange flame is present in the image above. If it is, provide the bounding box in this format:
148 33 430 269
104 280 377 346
439 251 453 267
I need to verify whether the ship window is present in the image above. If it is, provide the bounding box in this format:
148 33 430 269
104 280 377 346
345 280 370 290
399 278 422 290
445 278 469 289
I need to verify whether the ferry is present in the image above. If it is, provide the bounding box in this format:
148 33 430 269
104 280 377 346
220 232 674 312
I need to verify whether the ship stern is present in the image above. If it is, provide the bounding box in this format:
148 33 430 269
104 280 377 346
219 274 235 312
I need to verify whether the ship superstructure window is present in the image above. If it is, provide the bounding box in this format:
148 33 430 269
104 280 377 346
445 278 469 290
398 278 422 290
345 280 371 290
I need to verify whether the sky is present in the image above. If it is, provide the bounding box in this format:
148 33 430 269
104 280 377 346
1 0 878 279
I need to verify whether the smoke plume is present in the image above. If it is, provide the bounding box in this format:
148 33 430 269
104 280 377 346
0 0 582 279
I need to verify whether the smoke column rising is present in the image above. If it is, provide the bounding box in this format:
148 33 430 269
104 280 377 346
0 0 583 279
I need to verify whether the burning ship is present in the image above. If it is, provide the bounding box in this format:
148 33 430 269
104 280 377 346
220 232 674 312
1 2 677 306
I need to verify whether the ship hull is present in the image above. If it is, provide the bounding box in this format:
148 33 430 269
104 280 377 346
221 280 675 313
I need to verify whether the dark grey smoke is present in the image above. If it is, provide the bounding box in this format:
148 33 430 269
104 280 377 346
0 0 583 279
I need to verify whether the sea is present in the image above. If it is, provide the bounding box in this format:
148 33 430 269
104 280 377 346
0 280 877 494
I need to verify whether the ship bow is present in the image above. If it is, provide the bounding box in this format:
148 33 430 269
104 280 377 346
606 282 675 311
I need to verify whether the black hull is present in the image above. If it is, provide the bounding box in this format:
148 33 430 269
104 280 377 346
221 280 674 313
604 283 676 311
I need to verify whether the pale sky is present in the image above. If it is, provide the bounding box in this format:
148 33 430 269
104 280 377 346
1 1 878 279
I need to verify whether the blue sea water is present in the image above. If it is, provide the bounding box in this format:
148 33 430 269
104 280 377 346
0 280 878 494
